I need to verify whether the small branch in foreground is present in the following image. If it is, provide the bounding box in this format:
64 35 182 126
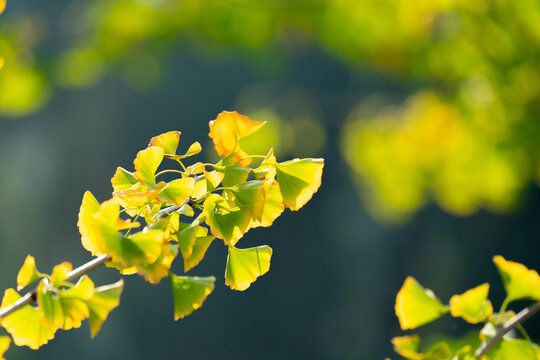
475 301 540 357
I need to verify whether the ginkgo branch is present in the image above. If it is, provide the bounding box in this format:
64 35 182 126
0 190 201 320
475 301 540 357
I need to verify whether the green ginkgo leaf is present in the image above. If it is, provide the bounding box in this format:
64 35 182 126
275 158 324 211
1 288 56 349
169 273 215 320
0 336 10 360
250 182 285 228
449 283 493 324
134 243 178 284
37 281 64 331
184 235 215 273
133 146 164 185
57 276 94 330
16 255 44 291
487 339 539 360
203 194 252 246
493 255 540 302
252 148 277 184
87 279 124 338
395 277 449 330
225 245 272 291
158 178 194 206
229 180 267 221
111 167 138 192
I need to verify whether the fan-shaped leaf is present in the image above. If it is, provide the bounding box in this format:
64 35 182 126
449 283 493 324
392 336 451 360
487 339 539 360
149 131 181 155
134 146 164 185
249 182 284 228
395 277 449 330
169 274 215 320
111 167 138 192
229 180 267 221
275 158 324 211
209 111 266 166
158 178 194 206
77 191 103 256
134 243 178 284
225 245 272 291
1 288 56 349
87 279 124 338
50 262 73 288
16 255 43 291
493 255 540 302
203 194 251 246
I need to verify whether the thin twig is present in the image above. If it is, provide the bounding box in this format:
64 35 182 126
475 301 540 357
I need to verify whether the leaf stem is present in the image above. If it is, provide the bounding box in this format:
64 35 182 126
155 169 186 178
475 301 540 357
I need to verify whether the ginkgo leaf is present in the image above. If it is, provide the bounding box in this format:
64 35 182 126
392 336 451 360
395 277 449 330
252 148 277 184
134 243 178 284
249 182 284 228
209 111 266 166
449 283 493 324
50 262 73 288
37 281 64 331
203 194 252 246
57 276 94 330
275 158 324 211
111 167 139 192
225 245 272 291
0 336 10 360
149 131 181 155
134 146 164 185
113 182 165 209
158 178 194 206
17 255 43 291
184 235 215 273
192 171 224 199
88 200 164 267
1 288 56 349
216 162 251 188
0 0 4 15
169 273 215 320
493 255 540 302
78 191 103 256
186 162 205 175
166 142 203 160
87 279 124 338
229 180 267 221
487 338 540 360
116 218 141 231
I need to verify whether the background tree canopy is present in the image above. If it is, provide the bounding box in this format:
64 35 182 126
1 0 539 359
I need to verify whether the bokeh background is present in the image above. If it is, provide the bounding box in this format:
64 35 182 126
1 0 540 358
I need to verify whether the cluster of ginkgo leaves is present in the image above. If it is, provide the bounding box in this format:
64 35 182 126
393 256 540 360
0 111 324 358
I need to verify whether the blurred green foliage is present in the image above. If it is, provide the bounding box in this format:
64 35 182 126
2 0 540 221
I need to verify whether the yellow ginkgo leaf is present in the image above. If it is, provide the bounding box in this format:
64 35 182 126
209 111 266 166
225 245 272 291
203 194 252 246
493 255 540 302
133 146 164 185
158 178 194 206
77 191 103 256
0 336 10 360
395 276 449 330
1 288 56 349
16 255 43 291
449 283 493 324
275 158 324 211
149 131 181 155
133 243 179 284
50 262 73 288
0 0 5 15
249 182 285 228
111 167 139 192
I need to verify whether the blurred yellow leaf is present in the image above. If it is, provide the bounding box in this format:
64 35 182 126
449 283 493 324
395 277 448 330
493 255 540 302
0 336 10 360
16 255 43 291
